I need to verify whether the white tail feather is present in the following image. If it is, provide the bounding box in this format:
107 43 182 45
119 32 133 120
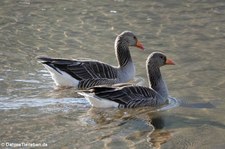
78 92 119 108
43 64 79 87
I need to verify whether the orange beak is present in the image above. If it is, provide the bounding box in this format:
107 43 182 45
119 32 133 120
165 58 175 65
136 40 145 50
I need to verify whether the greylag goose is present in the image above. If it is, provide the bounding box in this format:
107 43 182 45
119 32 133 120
37 31 144 89
79 52 175 108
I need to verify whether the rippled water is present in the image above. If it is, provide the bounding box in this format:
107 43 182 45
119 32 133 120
1 0 225 148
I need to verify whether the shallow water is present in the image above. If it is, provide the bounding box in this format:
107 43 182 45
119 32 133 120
1 0 225 148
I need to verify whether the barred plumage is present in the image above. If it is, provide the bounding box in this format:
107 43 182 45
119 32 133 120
78 78 117 90
79 52 175 108
37 31 144 88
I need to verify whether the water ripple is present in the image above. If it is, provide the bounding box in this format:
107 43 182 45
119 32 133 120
157 96 180 112
0 98 88 110
14 79 40 83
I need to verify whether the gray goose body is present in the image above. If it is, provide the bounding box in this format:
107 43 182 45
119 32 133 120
79 52 175 108
37 31 144 89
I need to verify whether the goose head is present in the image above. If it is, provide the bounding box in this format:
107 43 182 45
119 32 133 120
147 52 175 68
115 31 145 50
146 52 175 98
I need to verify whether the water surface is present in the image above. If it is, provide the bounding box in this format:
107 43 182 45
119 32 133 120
1 0 225 148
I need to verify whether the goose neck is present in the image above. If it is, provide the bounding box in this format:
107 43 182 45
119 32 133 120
115 38 132 68
147 64 168 99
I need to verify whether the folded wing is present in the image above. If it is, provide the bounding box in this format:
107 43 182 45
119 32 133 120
91 86 162 108
37 57 118 81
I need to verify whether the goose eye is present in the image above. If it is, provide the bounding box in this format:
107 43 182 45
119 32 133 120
133 36 137 40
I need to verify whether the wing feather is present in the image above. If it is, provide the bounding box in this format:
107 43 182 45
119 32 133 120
38 57 118 80
78 78 117 89
91 86 163 108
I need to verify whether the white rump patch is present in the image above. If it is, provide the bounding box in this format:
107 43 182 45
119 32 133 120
43 64 79 87
79 92 119 108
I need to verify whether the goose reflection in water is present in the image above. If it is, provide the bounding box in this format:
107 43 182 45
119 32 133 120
78 107 171 148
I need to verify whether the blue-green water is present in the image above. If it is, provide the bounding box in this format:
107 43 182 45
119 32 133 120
0 0 225 148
